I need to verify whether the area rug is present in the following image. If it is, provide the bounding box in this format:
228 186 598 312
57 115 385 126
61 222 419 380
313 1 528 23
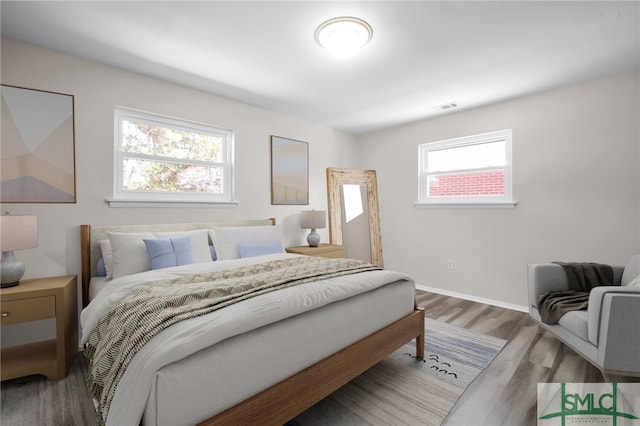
288 318 507 425
0 318 505 426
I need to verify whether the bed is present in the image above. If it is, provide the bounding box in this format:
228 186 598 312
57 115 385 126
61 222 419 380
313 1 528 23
80 219 424 426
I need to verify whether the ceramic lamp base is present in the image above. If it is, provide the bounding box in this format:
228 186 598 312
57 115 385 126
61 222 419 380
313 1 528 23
1 250 24 288
306 229 321 247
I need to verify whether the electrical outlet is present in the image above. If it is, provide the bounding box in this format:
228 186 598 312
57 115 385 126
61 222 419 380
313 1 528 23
447 259 454 270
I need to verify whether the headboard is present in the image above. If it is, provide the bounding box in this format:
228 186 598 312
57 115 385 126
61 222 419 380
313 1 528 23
80 218 276 307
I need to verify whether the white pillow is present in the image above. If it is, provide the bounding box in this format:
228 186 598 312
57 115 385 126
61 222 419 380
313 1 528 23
621 255 640 286
108 229 212 279
99 239 114 279
108 232 154 279
209 225 284 260
627 275 640 287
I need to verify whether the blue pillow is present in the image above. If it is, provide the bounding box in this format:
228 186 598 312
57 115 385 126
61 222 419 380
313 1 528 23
143 236 194 270
96 257 107 277
237 241 283 258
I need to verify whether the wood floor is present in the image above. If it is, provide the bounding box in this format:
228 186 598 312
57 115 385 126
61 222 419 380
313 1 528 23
415 290 638 426
2 289 635 426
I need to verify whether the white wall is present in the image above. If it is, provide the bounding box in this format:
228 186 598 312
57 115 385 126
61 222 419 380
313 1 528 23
1 36 359 286
358 73 640 308
2 36 639 313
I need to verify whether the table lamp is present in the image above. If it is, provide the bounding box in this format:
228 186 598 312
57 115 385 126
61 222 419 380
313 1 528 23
0 214 38 288
300 210 326 247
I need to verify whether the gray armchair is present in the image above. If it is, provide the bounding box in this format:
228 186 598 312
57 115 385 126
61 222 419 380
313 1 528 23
527 255 640 380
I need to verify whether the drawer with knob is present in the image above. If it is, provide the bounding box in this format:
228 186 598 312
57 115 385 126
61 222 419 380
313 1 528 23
1 296 55 326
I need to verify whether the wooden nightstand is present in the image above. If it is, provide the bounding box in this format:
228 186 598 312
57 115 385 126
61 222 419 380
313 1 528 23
0 275 78 381
285 244 346 258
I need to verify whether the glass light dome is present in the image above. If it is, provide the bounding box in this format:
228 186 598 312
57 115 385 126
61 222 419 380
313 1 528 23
315 17 373 58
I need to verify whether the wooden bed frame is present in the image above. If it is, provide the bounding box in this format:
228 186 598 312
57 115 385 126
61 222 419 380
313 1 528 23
80 219 425 426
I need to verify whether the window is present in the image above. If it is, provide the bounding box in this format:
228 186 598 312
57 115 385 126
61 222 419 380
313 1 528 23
417 129 514 206
112 108 234 205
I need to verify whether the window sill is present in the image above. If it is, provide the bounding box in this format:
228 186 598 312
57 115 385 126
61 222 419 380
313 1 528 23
415 201 517 209
106 198 238 208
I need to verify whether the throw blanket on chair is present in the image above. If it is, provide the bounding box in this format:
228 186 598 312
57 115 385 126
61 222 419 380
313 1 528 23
538 262 613 324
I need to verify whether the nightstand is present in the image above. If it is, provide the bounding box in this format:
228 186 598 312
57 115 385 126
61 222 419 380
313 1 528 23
0 275 78 381
285 244 346 258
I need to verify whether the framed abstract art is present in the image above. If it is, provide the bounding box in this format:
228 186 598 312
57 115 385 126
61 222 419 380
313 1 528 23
1 84 76 203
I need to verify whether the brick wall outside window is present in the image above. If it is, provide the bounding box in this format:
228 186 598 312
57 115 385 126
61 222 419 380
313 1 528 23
428 170 505 197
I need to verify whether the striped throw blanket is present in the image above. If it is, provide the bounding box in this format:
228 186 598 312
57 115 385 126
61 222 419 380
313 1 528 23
84 256 379 425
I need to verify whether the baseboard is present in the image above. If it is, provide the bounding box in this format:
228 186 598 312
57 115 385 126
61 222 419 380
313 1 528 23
415 284 528 313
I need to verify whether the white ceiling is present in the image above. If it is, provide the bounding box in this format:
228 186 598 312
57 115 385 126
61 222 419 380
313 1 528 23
2 1 639 134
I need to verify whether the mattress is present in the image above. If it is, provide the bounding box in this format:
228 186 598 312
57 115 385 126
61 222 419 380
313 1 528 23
81 253 415 425
143 279 414 426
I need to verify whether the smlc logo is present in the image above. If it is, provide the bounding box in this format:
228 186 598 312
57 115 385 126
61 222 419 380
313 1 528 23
538 383 640 426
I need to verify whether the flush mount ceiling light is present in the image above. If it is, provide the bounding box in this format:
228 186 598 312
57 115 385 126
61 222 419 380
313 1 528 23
315 16 373 58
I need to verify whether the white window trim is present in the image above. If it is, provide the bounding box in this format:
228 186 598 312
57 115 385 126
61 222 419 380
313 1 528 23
109 107 235 207
416 129 516 208
106 199 238 208
415 202 517 209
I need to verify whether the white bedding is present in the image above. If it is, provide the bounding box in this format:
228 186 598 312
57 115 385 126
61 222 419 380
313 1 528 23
88 276 109 301
81 253 415 426
143 279 415 426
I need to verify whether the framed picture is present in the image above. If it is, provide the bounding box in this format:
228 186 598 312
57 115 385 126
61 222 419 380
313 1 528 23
1 84 76 203
270 135 309 205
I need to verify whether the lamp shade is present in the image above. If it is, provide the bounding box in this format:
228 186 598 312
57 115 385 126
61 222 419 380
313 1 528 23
0 215 38 251
300 210 326 230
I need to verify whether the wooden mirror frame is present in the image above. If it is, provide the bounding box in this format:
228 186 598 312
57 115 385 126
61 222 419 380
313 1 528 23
326 167 383 267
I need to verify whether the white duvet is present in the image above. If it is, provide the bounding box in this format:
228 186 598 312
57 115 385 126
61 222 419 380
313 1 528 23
81 253 413 426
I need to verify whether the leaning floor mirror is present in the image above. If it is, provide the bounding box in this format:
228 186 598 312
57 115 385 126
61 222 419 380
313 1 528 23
326 167 383 267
